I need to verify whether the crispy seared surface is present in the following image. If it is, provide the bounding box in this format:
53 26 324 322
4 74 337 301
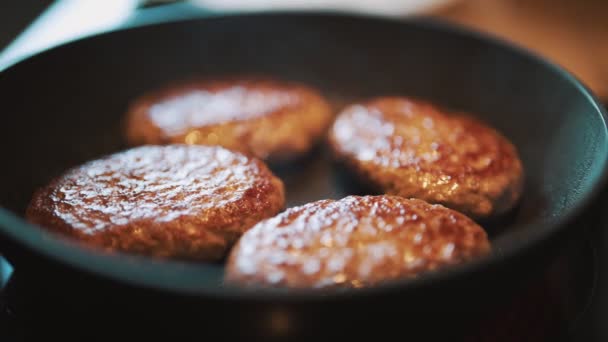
225 195 490 289
125 78 333 162
25 145 285 261
328 97 524 219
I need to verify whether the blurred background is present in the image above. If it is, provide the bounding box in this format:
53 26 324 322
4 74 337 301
1 0 607 99
0 1 51 49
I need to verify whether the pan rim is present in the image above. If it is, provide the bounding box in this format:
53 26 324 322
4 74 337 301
0 10 607 301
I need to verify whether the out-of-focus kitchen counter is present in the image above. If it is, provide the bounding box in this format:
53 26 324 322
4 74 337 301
433 0 608 99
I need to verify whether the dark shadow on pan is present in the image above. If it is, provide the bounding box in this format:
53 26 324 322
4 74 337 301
267 143 325 179
330 158 381 197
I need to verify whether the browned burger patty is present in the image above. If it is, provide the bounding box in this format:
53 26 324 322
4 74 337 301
225 195 490 289
328 97 524 219
25 145 285 261
125 78 333 162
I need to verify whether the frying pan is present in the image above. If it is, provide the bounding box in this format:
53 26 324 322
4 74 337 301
0 11 606 340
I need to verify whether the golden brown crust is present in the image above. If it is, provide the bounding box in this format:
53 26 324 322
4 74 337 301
328 97 524 219
225 195 490 289
125 78 333 162
25 145 285 261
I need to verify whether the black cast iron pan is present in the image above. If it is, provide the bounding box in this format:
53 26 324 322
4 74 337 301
0 11 606 340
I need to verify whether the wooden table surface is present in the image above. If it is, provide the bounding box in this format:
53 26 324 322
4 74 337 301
429 0 608 100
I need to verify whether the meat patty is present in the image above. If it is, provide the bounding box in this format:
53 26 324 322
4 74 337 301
25 145 285 261
225 195 490 289
125 77 333 163
328 97 524 219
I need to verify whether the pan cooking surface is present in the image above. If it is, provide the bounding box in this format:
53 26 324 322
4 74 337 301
0 13 606 296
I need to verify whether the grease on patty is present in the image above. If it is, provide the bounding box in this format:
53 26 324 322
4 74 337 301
225 195 490 289
26 145 285 261
328 97 524 219
125 78 333 162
